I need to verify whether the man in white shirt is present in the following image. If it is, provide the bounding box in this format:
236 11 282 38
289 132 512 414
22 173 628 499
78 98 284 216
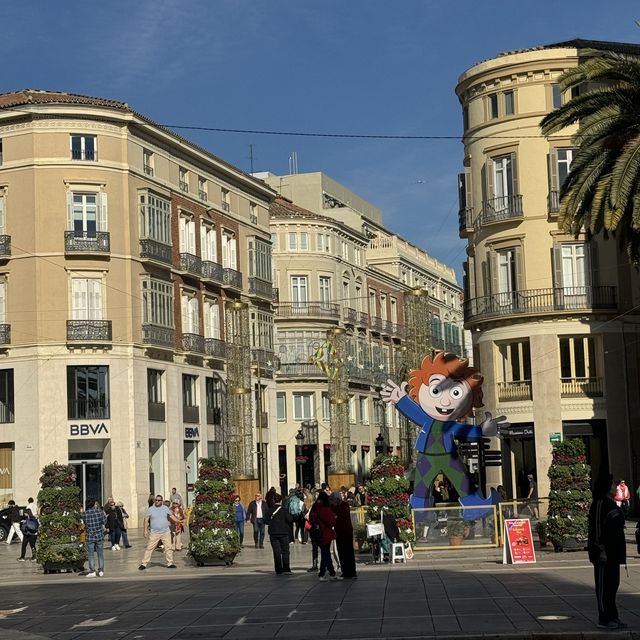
138 495 177 570
169 488 183 506
246 492 269 549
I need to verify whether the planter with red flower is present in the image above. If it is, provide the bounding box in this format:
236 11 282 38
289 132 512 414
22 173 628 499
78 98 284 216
188 457 241 566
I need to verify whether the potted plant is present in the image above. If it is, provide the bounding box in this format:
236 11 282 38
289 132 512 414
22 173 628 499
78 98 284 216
188 457 241 566
353 523 367 552
547 439 591 552
446 519 466 546
536 520 549 547
35 462 86 574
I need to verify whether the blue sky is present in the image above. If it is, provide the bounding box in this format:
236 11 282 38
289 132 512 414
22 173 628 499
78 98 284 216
4 1 639 282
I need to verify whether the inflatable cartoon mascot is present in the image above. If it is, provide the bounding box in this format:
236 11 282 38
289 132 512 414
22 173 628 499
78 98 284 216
381 351 507 519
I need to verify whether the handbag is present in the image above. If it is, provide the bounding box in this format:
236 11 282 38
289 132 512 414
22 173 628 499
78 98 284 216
304 519 311 531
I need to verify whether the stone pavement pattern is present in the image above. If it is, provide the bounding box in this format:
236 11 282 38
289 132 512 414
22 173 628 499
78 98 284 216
0 529 639 639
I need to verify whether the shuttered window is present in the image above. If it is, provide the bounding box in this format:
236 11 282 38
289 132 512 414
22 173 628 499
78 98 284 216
71 278 103 320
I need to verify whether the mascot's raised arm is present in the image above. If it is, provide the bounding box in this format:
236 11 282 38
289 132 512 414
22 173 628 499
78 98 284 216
380 351 508 520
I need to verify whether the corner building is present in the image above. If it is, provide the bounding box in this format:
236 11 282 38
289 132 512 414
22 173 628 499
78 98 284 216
456 40 640 500
0 90 277 524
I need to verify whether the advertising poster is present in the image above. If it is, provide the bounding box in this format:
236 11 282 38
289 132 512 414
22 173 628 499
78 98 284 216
503 518 536 564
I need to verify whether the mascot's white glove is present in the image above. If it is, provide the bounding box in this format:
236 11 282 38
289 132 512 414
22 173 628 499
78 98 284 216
380 379 408 405
480 411 509 437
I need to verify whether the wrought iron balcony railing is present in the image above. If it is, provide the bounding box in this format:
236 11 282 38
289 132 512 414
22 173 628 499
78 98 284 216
381 320 394 335
248 277 273 300
71 149 96 161
357 311 369 327
223 267 243 290
391 323 405 339
0 403 14 423
182 333 205 354
180 253 202 276
65 231 110 253
67 320 112 342
275 303 340 319
276 363 327 379
205 337 226 359
477 194 523 228
464 286 617 324
0 324 10 346
498 380 533 402
252 348 276 367
370 316 384 333
0 235 11 258
201 260 224 283
140 239 172 265
142 324 175 348
68 399 109 420
347 363 376 384
344 307 358 324
148 401 165 422
561 377 603 398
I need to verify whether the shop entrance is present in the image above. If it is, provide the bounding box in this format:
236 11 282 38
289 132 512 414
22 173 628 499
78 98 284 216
501 424 536 499
70 453 104 506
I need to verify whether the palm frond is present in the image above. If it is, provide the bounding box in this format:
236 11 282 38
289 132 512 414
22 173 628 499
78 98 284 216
608 134 640 229
588 174 612 234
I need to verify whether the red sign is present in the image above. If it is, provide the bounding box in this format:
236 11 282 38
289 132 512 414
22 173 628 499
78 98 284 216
504 518 536 564
295 456 308 463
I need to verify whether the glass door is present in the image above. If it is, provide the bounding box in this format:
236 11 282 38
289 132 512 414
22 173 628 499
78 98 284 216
72 460 104 507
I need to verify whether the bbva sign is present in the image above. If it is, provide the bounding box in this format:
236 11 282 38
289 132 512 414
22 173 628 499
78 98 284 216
69 423 109 437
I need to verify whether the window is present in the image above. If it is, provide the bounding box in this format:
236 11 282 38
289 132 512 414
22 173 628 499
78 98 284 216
142 277 174 328
179 167 189 192
359 396 369 425
271 233 278 250
179 215 196 255
221 188 230 212
182 374 198 407
181 292 199 334
139 191 171 244
489 93 499 119
380 294 387 320
319 276 331 307
342 240 349 261
560 336 597 379
503 90 514 116
293 392 313 420
249 202 257 224
147 369 163 404
401 271 408 284
251 310 274 350
299 232 309 251
67 365 109 419
317 233 330 252
277 393 287 422
490 154 518 209
221 230 237 269
143 149 154 176
288 232 298 251
552 84 563 109
201 223 217 262
0 369 14 423
355 284 362 311
390 298 398 323
498 341 531 382
0 192 4 236
248 238 272 280
462 107 469 132
206 377 222 425
71 278 102 320
68 192 107 237
198 176 207 201
348 395 356 424
70 134 96 161
291 276 308 307
369 290 376 316
554 242 591 306
203 299 221 339
322 392 331 422
495 247 519 302
548 148 576 202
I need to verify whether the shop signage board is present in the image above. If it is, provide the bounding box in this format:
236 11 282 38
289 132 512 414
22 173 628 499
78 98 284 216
68 422 110 437
503 518 536 564
184 426 200 440
549 432 562 444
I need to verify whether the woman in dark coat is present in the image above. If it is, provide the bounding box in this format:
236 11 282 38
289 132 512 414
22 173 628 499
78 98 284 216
330 492 357 578
312 492 340 581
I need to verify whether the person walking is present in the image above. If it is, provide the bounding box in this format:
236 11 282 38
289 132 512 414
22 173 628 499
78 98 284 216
26 497 37 517
265 487 277 509
330 491 357 579
81 499 107 577
234 496 246 545
588 474 627 630
287 489 305 543
312 492 341 581
246 492 269 549
5 500 24 545
306 492 320 572
17 510 39 561
139 494 177 570
104 499 124 550
117 501 132 548
268 493 294 575
169 500 185 551
614 480 631 515
169 488 183 506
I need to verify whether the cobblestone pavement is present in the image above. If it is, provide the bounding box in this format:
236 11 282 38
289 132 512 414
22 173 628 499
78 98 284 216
0 529 639 639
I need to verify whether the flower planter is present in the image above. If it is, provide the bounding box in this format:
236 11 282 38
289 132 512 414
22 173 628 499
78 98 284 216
449 535 463 546
553 537 585 552
191 552 236 567
42 560 85 574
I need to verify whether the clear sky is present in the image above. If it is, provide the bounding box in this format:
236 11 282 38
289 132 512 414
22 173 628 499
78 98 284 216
4 1 639 283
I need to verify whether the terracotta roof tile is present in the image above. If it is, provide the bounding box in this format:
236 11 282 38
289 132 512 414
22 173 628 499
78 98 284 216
0 89 128 111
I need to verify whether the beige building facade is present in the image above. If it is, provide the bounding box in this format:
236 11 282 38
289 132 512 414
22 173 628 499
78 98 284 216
0 90 278 525
456 40 640 500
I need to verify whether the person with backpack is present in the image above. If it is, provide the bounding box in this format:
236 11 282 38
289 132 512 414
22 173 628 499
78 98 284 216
17 511 39 561
287 489 305 542
268 493 294 575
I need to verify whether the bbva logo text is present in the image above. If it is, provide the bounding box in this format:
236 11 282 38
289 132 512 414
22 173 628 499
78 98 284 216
69 423 109 436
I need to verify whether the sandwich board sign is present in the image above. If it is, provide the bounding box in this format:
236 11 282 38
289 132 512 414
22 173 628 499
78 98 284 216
503 518 536 564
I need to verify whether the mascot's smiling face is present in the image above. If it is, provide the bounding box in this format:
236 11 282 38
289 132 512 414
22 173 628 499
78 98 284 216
417 373 473 422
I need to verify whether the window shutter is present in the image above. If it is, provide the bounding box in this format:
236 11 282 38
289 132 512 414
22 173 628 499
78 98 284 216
0 282 6 324
0 196 5 236
98 192 108 232
179 218 186 254
464 168 473 222
514 246 524 292
72 279 87 320
188 220 196 254
222 234 229 267
588 242 598 287
457 173 466 211
510 152 519 197
67 191 74 231
486 158 495 199
88 279 102 320
553 243 563 288
489 250 499 295
212 303 220 338
189 297 199 333
230 236 237 269
548 149 559 193
181 296 188 333
200 225 207 261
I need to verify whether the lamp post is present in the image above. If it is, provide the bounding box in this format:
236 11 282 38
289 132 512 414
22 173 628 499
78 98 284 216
295 428 305 487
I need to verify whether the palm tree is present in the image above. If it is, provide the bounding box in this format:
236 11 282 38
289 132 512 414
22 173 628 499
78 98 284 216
540 50 640 263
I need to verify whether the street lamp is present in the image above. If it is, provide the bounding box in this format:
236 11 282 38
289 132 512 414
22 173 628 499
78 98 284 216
295 428 305 487
375 432 385 455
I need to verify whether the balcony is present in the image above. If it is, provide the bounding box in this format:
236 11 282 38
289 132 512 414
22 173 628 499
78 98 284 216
179 180 189 193
148 401 165 422
182 333 205 354
142 324 175 348
199 190 208 202
464 286 617 324
344 307 358 324
205 337 226 359
561 377 604 398
0 235 11 258
0 324 10 346
183 405 199 423
67 320 112 343
179 253 202 277
65 231 110 254
252 348 276 367
202 260 224 284
248 277 273 300
370 316 384 333
71 149 96 161
498 380 532 402
223 267 243 290
0 403 14 423
68 399 109 420
477 195 523 228
458 207 474 235
140 239 172 265
357 311 369 327
276 363 327 379
548 190 560 216
381 320 394 336
275 303 340 320
391 323 405 339
347 363 376 385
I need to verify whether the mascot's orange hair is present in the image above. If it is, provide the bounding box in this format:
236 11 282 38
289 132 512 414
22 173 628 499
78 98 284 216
407 351 484 416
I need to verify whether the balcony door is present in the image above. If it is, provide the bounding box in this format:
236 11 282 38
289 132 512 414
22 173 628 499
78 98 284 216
554 243 590 309
181 294 199 335
491 154 516 215
492 248 521 311
291 276 308 310
179 216 196 255
68 192 107 238
71 278 102 320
